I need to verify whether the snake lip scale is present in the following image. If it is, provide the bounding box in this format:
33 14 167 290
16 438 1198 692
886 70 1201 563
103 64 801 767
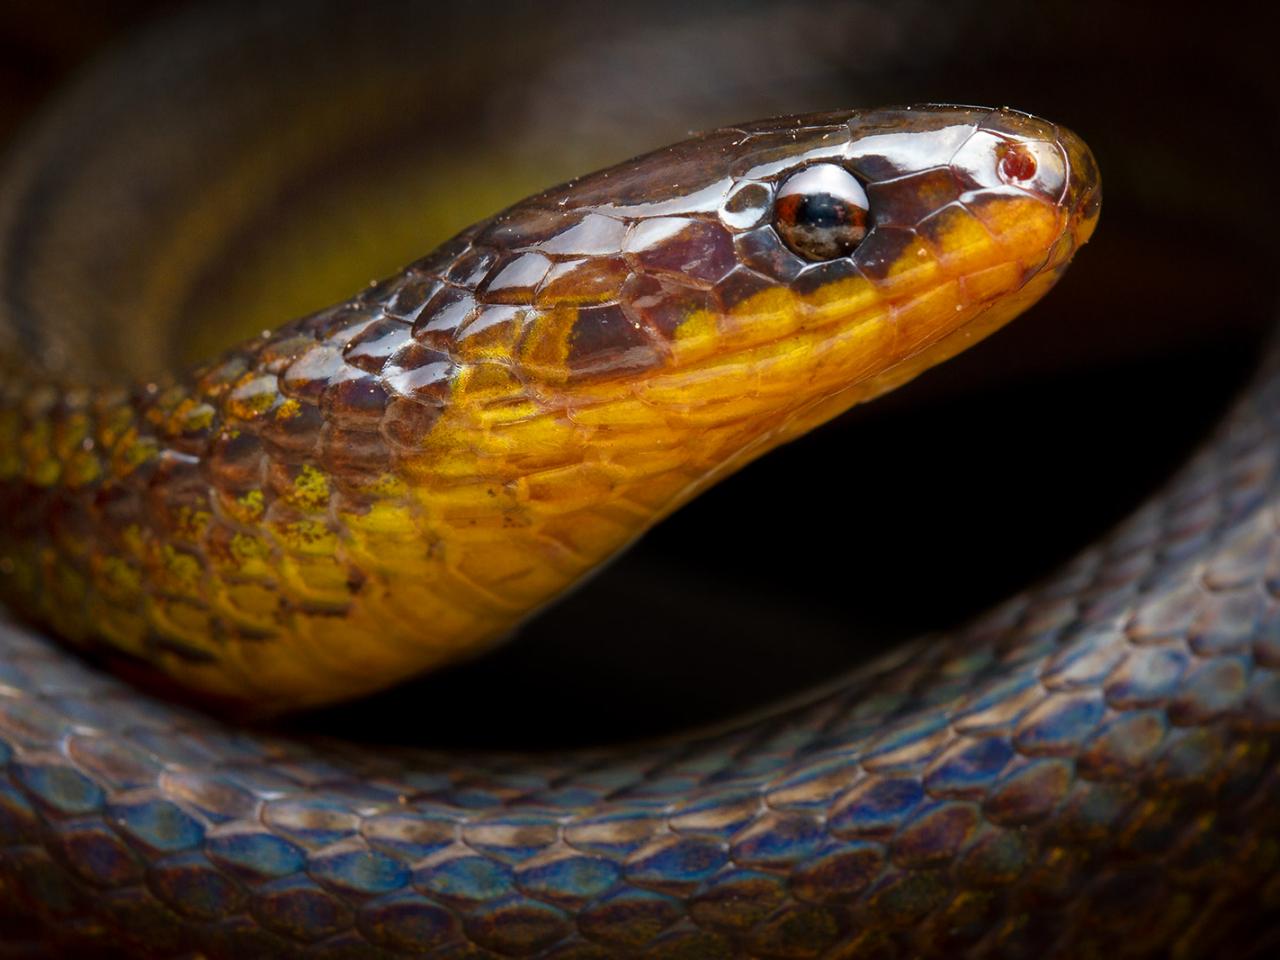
1 29 1277 957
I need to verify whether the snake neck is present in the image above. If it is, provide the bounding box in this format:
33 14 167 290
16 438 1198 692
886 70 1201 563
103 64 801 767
0 280 647 710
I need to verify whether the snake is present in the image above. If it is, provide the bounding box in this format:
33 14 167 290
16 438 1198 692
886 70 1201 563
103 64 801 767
0 3 1277 958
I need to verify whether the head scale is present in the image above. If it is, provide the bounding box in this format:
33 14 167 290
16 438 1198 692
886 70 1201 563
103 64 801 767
373 105 1099 506
187 104 1100 705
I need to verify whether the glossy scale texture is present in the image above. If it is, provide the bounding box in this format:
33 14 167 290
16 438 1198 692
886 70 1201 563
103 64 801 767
0 105 1095 710
3 362 1280 956
3 7 1277 960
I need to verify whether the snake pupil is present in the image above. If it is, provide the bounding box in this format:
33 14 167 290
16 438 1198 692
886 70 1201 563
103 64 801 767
773 163 869 261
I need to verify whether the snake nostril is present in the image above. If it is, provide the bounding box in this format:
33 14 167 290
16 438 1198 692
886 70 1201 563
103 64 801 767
998 144 1039 184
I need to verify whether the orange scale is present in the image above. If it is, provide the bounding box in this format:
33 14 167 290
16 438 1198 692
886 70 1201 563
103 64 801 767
224 373 281 421
535 257 630 306
917 203 1000 275
453 305 527 362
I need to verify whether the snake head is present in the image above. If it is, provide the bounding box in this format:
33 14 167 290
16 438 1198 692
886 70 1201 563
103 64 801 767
393 105 1100 511
83 105 1101 706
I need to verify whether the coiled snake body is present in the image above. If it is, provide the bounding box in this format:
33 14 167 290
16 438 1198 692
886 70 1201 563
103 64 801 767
0 4 1276 958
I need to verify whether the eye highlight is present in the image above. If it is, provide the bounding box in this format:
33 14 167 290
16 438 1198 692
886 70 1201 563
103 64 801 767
773 164 870 261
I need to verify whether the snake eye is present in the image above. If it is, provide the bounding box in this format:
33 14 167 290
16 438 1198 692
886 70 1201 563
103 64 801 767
773 164 870 261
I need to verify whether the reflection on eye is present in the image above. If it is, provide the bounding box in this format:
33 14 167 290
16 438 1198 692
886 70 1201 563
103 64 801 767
773 164 870 261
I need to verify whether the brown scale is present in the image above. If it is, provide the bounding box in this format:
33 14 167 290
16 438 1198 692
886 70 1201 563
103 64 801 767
621 273 718 338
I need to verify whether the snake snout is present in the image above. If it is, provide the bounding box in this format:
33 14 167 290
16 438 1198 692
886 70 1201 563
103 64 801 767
1057 124 1102 248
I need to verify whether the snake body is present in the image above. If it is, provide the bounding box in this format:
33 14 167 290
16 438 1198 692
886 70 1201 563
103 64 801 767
0 4 1277 958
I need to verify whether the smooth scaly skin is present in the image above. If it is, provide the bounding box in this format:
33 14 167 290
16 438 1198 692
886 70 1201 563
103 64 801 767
0 105 1093 710
4 366 1280 959
2 17 1278 960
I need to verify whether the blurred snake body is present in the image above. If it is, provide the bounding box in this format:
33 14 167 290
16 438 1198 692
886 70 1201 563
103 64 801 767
0 6 1277 960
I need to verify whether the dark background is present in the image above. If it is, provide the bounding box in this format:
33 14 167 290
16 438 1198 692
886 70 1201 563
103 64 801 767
2 1 1275 748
